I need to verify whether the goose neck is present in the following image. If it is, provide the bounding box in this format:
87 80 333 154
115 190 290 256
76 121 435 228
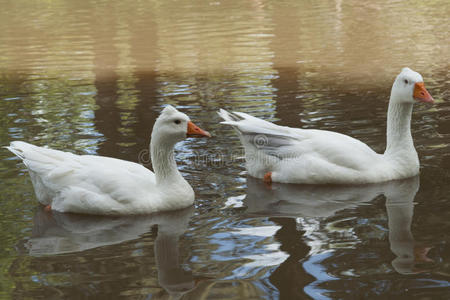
385 99 414 156
150 136 183 184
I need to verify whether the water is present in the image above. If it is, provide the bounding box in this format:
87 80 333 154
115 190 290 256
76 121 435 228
0 0 449 298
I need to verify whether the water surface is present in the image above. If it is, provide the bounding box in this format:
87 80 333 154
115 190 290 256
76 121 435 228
1 0 449 299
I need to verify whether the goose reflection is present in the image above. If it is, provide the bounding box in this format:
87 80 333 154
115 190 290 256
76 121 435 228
25 206 198 298
245 178 383 218
385 177 434 274
244 175 432 275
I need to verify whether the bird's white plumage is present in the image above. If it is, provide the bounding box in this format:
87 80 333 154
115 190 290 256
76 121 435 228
219 110 388 183
7 105 198 215
219 68 428 184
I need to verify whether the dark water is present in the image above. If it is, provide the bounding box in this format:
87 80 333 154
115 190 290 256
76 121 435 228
1 0 449 299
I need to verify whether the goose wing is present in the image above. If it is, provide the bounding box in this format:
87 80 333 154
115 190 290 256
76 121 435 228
218 109 380 171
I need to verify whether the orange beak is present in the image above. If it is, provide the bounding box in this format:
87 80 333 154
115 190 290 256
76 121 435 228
413 82 434 104
187 121 211 138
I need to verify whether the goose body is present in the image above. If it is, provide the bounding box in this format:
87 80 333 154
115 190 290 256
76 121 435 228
7 105 210 215
219 68 434 184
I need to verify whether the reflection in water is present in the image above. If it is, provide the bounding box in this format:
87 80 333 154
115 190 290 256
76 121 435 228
0 0 449 298
385 179 433 275
152 208 204 299
267 217 314 299
245 177 385 218
244 176 434 296
23 206 197 298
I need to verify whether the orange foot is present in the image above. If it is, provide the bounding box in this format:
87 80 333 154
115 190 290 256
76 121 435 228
263 172 272 186
414 246 434 263
44 204 52 212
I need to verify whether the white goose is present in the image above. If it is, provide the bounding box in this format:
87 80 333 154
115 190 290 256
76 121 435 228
7 105 211 215
219 68 434 184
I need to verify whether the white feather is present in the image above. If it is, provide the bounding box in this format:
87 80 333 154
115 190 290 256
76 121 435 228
218 68 428 184
7 106 204 215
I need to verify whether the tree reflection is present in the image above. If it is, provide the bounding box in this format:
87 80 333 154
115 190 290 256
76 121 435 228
268 217 314 299
92 7 122 159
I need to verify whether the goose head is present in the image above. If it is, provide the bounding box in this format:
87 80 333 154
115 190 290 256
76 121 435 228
391 67 434 104
152 105 211 146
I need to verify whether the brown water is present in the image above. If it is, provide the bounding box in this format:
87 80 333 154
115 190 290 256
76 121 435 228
1 0 449 299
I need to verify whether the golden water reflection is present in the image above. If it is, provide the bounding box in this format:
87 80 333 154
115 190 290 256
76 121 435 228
1 1 448 84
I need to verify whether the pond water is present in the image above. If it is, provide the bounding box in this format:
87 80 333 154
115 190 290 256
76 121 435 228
0 0 449 299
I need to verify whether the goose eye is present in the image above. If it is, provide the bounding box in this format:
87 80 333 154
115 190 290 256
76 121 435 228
174 120 181 125
404 79 409 84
